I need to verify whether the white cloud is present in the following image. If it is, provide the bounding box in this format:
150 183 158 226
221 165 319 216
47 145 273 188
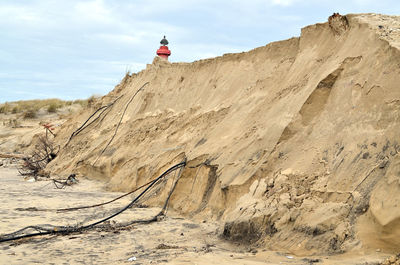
1 0 399 102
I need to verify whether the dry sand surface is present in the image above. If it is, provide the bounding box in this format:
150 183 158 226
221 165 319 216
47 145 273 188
1 13 400 264
0 166 392 264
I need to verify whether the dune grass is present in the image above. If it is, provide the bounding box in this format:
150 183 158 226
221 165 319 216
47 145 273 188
0 98 90 118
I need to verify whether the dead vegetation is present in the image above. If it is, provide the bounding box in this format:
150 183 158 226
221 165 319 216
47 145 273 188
1 118 20 128
18 133 59 178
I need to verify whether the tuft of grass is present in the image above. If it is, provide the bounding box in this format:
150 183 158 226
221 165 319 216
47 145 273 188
0 103 11 114
47 104 57 113
72 99 89 108
23 109 37 119
11 106 20 114
47 102 60 113
87 94 101 107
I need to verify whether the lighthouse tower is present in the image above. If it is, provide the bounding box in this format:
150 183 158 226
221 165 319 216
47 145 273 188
156 36 171 60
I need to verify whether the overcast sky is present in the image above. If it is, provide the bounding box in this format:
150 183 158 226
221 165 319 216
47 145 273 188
1 0 399 103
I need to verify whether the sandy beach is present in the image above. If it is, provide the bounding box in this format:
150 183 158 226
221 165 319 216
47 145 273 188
0 165 393 264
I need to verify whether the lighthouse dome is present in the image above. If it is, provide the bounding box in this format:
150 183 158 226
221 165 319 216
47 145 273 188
160 36 169 46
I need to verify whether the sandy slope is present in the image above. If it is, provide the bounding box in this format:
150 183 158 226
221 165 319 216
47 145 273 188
13 13 400 257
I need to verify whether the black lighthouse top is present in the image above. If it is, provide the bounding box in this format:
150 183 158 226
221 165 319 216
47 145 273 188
160 36 169 46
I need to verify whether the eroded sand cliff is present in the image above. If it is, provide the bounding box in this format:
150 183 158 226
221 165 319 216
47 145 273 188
46 14 400 255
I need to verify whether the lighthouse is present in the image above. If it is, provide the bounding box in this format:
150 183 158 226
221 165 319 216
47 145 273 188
156 36 171 60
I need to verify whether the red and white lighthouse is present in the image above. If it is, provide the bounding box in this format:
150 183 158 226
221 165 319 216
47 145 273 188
156 36 171 60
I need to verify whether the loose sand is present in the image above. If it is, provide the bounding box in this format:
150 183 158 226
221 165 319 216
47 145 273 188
0 166 392 264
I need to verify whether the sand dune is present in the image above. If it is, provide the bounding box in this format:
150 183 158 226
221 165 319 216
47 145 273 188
44 13 400 255
2 13 400 263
